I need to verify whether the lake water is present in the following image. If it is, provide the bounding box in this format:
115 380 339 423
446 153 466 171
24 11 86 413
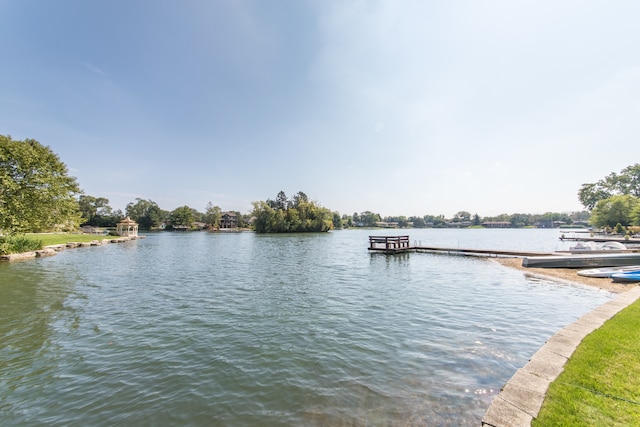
0 228 612 426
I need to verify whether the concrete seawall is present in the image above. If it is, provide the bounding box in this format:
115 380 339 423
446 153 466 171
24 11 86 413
482 286 640 426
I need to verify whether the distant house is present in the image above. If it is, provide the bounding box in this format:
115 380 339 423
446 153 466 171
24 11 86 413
446 221 472 228
535 220 567 228
220 212 238 229
482 221 512 228
374 221 398 228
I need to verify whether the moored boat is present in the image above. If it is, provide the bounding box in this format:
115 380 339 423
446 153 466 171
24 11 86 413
611 271 640 283
568 241 627 252
577 265 640 278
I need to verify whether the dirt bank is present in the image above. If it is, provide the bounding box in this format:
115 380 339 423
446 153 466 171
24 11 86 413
492 257 635 294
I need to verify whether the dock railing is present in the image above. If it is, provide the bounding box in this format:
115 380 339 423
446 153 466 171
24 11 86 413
369 235 411 251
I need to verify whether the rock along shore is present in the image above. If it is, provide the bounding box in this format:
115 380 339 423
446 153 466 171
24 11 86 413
0 235 145 262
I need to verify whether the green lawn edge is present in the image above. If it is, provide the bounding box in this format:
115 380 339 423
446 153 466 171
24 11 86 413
27 233 114 247
1 233 126 256
533 298 640 426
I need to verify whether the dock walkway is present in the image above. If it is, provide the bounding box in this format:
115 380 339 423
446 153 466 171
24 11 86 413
367 236 553 257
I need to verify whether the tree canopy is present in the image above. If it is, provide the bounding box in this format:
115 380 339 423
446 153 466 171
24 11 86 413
204 202 222 228
252 191 333 233
79 195 122 227
578 164 640 210
590 195 640 229
126 198 166 230
577 164 640 230
0 135 81 234
169 205 195 228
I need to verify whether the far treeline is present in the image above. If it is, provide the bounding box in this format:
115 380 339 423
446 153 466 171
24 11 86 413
2 135 640 236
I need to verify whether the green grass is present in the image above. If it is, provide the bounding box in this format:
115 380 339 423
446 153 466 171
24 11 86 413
27 233 113 246
533 299 640 426
1 233 114 255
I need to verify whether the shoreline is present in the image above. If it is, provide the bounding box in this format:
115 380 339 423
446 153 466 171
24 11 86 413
483 258 640 426
492 257 634 294
0 235 144 261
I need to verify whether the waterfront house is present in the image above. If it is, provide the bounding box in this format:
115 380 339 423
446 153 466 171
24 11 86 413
220 212 238 229
481 221 512 228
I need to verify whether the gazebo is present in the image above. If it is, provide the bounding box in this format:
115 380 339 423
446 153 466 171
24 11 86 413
116 216 139 237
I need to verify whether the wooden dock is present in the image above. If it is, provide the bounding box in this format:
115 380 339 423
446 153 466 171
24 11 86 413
368 235 412 252
368 236 554 258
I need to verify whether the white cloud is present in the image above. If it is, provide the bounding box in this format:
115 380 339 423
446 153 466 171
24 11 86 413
83 62 106 77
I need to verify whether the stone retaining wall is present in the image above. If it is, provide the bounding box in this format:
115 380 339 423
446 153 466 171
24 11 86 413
482 286 640 426
0 235 145 261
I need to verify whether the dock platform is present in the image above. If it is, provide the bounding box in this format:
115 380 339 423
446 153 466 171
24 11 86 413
368 235 412 252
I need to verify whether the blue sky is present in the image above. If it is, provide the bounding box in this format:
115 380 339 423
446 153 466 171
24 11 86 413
2 1 639 218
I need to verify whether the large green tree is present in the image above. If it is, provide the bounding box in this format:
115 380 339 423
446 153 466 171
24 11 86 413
126 198 166 230
204 202 222 228
359 211 382 227
633 204 640 227
578 164 640 210
79 195 122 227
590 195 640 229
453 211 471 223
169 205 195 228
0 135 81 234
252 201 276 232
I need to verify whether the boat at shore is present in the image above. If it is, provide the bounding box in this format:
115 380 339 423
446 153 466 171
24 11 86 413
523 253 640 269
577 265 640 278
611 271 640 283
559 233 640 245
567 241 627 252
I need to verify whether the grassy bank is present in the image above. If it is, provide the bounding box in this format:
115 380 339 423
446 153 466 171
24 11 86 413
27 233 112 246
533 299 640 425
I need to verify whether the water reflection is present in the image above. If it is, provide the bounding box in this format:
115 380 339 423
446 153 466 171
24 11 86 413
1 263 74 355
0 230 614 426
0 260 82 422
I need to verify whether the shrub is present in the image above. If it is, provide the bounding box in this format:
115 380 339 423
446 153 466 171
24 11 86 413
0 235 43 255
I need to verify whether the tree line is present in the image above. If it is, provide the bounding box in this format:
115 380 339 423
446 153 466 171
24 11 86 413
341 210 590 229
79 196 248 231
78 194 592 232
2 135 639 235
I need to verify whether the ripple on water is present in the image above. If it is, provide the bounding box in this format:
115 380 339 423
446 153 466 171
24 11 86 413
0 230 613 426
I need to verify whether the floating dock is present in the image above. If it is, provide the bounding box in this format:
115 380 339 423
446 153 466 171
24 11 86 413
368 236 553 258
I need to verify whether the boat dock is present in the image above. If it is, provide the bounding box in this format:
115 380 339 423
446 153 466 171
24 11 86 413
368 236 554 258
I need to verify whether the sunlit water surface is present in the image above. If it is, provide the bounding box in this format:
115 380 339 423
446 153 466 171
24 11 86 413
0 229 612 426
